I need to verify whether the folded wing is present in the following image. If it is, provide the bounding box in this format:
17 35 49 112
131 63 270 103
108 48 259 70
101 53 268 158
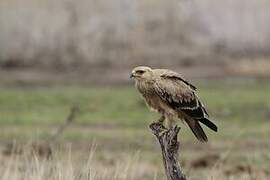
153 70 217 142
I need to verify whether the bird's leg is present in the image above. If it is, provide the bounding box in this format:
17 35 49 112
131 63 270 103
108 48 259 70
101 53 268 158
163 113 176 132
156 115 169 137
158 115 165 124
166 119 176 129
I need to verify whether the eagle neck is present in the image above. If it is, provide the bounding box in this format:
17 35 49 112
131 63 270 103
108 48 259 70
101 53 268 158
136 79 155 96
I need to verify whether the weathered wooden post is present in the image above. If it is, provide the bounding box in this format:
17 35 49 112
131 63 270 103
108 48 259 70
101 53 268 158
150 122 186 180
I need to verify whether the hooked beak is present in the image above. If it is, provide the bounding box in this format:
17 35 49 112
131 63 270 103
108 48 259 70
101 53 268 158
130 73 135 78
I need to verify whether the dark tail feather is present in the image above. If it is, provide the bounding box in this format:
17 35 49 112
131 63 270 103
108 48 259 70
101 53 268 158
198 118 218 132
184 118 208 142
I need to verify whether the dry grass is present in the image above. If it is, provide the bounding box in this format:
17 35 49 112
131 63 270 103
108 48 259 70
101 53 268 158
1 142 269 180
0 143 157 180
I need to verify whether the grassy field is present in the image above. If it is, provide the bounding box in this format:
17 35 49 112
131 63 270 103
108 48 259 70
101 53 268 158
0 81 270 179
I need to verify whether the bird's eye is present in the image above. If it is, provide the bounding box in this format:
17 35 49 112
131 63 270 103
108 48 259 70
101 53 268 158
136 70 145 74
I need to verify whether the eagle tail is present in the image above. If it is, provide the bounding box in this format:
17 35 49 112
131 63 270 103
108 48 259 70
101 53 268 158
198 118 218 132
184 117 208 142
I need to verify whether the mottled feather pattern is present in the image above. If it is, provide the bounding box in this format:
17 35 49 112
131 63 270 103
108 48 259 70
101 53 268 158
154 83 198 110
153 70 198 110
157 69 197 91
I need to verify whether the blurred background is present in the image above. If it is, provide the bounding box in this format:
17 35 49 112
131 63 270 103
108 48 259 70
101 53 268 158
0 0 270 179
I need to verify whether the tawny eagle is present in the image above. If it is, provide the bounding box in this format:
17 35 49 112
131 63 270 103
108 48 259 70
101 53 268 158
130 66 217 142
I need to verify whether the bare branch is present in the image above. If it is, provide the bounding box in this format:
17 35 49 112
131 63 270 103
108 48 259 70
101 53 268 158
150 122 186 180
49 106 79 143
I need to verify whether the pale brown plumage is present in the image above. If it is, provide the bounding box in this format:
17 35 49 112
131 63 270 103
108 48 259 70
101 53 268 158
130 66 217 142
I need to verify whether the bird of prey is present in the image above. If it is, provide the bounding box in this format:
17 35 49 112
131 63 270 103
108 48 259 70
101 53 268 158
130 66 217 142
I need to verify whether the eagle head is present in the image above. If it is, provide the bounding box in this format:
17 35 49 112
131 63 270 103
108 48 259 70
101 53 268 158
130 66 153 80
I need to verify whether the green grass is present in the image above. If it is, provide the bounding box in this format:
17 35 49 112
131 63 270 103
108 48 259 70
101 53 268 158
0 86 156 126
0 81 270 179
0 81 269 142
0 81 269 126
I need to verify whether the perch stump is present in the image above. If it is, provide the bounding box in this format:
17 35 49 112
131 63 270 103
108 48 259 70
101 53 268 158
149 122 186 180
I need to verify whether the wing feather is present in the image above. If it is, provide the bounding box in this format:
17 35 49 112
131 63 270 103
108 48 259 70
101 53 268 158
158 70 197 91
152 69 217 141
153 70 199 111
153 70 216 128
